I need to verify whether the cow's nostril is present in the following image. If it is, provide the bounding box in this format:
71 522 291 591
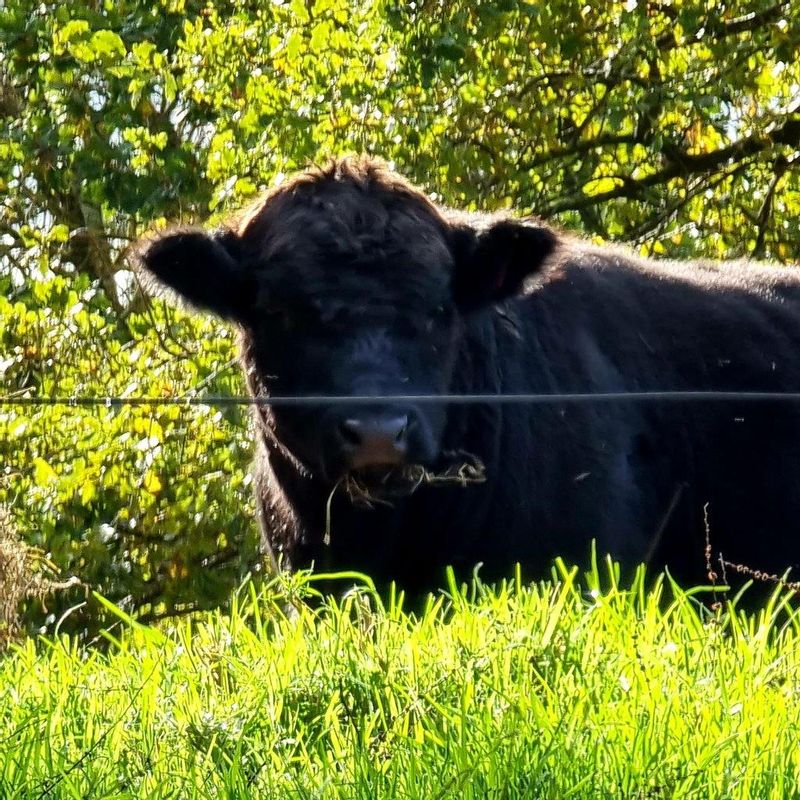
394 417 409 444
339 419 363 448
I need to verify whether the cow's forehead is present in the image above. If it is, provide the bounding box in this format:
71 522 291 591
240 178 454 307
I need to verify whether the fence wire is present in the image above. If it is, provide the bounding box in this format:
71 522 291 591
5 390 800 408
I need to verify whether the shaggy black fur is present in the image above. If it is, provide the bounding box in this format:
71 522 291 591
139 156 800 598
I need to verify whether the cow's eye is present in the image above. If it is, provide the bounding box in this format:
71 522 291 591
424 305 448 333
319 306 347 326
262 309 293 331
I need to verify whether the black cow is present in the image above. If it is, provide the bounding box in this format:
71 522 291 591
138 156 800 598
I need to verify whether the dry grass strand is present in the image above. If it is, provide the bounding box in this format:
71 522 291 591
0 507 80 649
324 451 486 545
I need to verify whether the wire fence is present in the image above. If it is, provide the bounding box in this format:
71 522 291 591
6 390 800 408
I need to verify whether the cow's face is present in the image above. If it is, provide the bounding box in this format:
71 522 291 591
138 159 555 487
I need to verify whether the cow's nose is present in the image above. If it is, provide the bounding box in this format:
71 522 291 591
337 414 409 468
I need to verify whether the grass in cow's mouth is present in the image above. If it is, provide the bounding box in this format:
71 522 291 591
324 451 486 545
346 450 487 502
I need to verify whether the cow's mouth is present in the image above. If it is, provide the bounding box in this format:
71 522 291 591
341 451 487 507
323 452 486 545
346 464 425 501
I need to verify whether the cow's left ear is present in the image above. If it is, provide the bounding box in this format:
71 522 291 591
451 218 558 309
135 226 255 321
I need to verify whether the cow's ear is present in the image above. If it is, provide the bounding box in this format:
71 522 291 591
451 218 557 309
136 227 253 321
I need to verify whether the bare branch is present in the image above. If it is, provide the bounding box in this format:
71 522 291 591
752 157 789 259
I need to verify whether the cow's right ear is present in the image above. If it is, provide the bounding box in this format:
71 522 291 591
450 217 558 310
136 227 254 321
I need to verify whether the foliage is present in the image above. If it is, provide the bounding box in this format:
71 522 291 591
1 0 798 294
0 273 258 635
397 0 800 259
2 568 800 798
1 0 799 629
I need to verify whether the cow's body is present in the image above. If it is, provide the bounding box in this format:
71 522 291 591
139 157 800 597
250 250 800 593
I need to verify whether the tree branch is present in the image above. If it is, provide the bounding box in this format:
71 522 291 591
752 157 789 259
521 133 639 170
625 162 748 245
654 0 789 51
543 115 800 216
708 2 789 37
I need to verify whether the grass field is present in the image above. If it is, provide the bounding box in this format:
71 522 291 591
1 562 799 799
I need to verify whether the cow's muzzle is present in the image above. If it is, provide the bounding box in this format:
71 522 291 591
335 412 410 471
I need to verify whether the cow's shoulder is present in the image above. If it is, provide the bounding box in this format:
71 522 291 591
542 236 800 299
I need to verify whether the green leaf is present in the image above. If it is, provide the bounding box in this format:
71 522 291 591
290 0 310 23
90 30 126 61
128 77 146 108
33 457 58 486
54 19 90 52
582 177 624 196
132 41 157 65
286 30 304 61
80 480 97 505
143 471 163 495
164 72 178 104
310 22 332 52
49 224 70 243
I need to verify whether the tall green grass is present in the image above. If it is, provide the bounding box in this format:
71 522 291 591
1 563 799 799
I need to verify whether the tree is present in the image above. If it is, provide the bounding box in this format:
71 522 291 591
1 0 798 633
3 1 798 302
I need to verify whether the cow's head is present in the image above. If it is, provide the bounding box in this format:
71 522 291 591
137 158 556 490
